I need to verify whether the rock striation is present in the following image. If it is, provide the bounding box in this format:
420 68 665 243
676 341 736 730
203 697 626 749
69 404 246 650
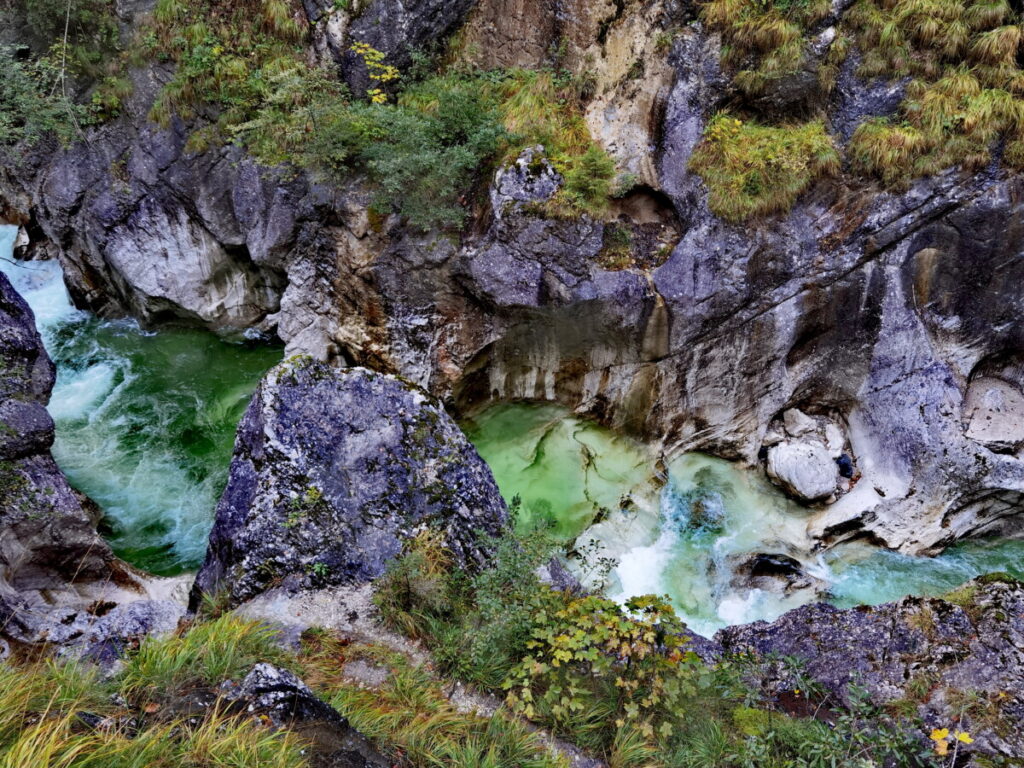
192 358 509 607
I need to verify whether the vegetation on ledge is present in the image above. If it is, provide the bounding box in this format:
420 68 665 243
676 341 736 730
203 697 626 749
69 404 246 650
688 113 839 222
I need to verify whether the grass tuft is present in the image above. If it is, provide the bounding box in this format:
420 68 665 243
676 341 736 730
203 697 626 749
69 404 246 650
689 112 839 221
120 614 291 700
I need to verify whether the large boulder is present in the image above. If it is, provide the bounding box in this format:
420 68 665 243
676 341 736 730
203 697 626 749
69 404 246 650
765 442 838 503
192 358 509 607
717 576 1024 760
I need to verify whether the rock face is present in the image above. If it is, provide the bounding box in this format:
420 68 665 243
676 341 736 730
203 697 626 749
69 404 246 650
0 271 117 589
717 576 1024 761
3 0 1024 561
192 359 509 607
0 271 186 655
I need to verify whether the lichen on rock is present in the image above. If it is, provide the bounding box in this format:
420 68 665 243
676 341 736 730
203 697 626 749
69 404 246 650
192 359 509 608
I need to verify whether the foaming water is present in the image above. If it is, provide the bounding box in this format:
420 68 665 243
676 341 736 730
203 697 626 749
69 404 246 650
0 225 281 573
465 402 1024 636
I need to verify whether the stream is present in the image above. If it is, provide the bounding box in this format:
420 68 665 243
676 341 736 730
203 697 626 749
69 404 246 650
4 224 1022 634
0 225 281 574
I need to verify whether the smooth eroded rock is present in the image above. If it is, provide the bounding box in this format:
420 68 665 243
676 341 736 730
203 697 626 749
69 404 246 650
765 441 838 503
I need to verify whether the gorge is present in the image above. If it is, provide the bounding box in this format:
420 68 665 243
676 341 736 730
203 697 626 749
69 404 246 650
2 0 1024 762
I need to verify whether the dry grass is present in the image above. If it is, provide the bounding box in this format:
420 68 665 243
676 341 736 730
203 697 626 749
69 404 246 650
303 640 567 768
689 112 839 221
701 0 831 94
0 656 306 768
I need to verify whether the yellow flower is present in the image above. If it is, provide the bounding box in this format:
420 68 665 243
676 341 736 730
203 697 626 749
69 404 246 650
955 731 974 744
929 728 949 741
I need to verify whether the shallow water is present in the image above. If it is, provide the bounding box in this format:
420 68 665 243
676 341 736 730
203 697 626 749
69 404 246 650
465 401 1024 637
0 225 281 573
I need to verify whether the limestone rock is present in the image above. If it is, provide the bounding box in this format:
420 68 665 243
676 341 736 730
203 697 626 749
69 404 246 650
192 359 509 607
717 576 1024 760
765 442 838 503
964 376 1024 454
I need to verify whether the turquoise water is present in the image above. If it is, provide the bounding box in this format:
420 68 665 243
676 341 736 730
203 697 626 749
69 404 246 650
0 225 281 574
4 222 1020 627
467 402 1024 636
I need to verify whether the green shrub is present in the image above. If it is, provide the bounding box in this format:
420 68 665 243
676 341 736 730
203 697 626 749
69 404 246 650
504 593 699 748
561 145 616 216
689 112 839 221
0 47 86 146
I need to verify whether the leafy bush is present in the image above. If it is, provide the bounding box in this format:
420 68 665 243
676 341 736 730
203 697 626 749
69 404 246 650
0 47 85 146
504 593 700 746
689 112 839 221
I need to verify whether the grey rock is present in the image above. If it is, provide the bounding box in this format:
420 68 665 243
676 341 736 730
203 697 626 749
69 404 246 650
0 272 116 588
192 359 509 606
0 272 187 658
222 663 389 768
717 577 1024 760
341 0 476 94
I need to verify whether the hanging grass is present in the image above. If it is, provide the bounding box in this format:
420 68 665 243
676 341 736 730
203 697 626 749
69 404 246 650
689 112 840 221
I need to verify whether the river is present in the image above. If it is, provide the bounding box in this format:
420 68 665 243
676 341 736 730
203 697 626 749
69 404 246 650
4 224 1021 635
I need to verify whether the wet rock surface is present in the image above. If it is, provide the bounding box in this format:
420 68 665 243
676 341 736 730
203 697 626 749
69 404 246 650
0 272 187 656
0 271 117 589
1 0 1023 562
716 576 1024 760
193 359 509 607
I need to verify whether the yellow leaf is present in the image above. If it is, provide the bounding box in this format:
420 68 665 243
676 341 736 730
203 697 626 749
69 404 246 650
935 740 949 756
929 728 949 742
955 732 974 744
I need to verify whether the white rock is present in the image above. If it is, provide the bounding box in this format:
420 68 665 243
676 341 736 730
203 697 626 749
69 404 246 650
963 376 1024 452
766 441 839 503
824 423 845 457
783 408 817 438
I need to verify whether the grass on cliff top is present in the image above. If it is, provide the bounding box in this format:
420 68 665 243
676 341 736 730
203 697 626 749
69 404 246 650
688 112 840 221
843 0 1024 186
701 0 835 94
698 0 1024 205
